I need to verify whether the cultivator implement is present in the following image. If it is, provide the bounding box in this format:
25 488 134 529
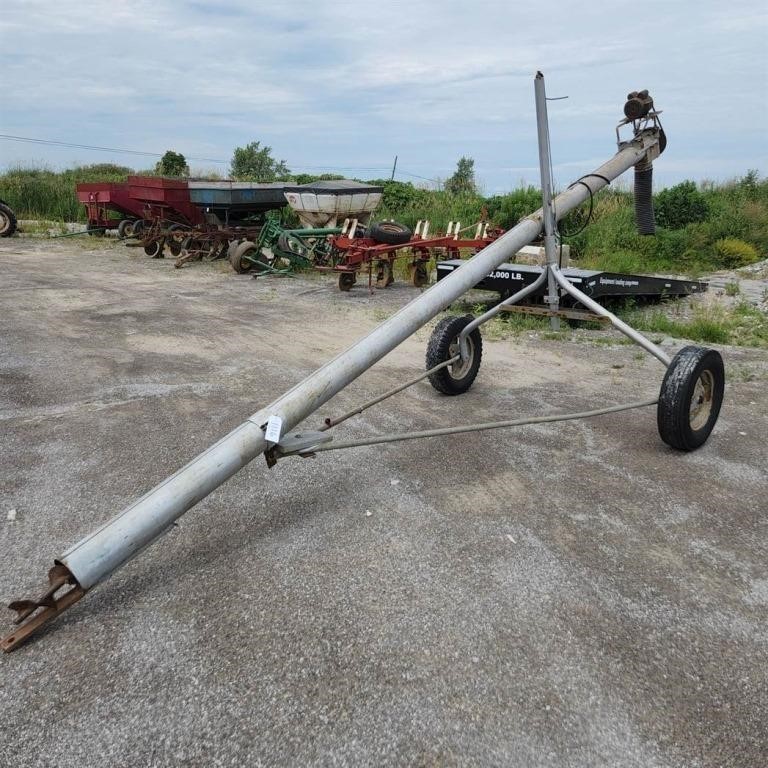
3 74 725 653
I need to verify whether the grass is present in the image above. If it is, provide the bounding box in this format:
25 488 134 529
616 299 768 347
456 294 768 350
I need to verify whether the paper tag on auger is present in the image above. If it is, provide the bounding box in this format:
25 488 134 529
264 415 283 445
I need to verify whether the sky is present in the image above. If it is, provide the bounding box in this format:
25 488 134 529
1 0 766 194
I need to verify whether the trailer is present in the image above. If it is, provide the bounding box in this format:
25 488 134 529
129 180 291 262
436 259 708 312
2 75 726 653
75 182 148 237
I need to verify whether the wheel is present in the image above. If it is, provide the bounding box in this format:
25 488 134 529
117 219 135 239
277 233 309 259
226 239 240 261
368 220 412 245
657 346 724 451
132 219 145 237
408 261 429 287
338 272 356 291
144 239 163 257
0 202 17 237
426 315 483 395
375 261 394 288
166 224 187 255
231 240 256 273
167 234 183 256
180 237 204 262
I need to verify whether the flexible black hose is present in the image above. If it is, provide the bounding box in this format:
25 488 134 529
634 165 656 235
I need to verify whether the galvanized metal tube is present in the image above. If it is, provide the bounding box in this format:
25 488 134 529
534 71 562 330
551 265 672 366
59 137 657 590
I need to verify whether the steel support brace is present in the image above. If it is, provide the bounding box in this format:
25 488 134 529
3 74 662 651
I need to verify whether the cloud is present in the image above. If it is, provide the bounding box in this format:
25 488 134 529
0 0 765 190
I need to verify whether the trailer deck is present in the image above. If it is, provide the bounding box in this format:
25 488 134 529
436 259 708 303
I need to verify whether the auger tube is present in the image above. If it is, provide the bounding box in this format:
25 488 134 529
4 75 662 650
59 132 658 589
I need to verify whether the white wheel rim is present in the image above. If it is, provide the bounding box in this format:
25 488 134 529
689 370 714 431
0 212 10 234
448 336 474 379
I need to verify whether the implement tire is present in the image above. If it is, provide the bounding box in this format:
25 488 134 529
426 315 482 395
0 202 17 237
368 220 412 245
117 219 135 239
657 346 724 451
231 240 256 273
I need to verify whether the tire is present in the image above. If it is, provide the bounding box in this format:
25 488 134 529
375 261 394 289
144 239 163 258
426 315 483 395
657 346 724 451
117 219 135 239
167 238 182 257
368 220 412 245
338 272 356 291
226 239 240 261
132 219 145 237
231 240 256 273
277 233 308 258
408 261 429 287
0 202 18 237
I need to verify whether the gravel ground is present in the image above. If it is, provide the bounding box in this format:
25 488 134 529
0 238 766 767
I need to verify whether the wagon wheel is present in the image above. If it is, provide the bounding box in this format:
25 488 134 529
117 219 135 239
375 261 394 289
338 272 356 292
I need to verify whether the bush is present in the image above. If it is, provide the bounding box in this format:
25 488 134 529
485 186 541 229
655 181 708 229
712 238 760 268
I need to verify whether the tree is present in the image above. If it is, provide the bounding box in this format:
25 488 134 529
155 150 189 177
230 141 290 181
445 156 476 195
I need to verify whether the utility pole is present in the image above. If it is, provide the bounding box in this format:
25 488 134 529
390 155 398 181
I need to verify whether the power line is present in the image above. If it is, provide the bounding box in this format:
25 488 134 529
0 134 227 164
0 132 443 184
